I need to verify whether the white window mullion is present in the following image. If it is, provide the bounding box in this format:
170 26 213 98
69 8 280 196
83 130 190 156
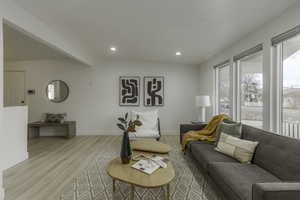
262 41 271 131
271 43 283 133
213 67 219 115
230 60 236 120
235 61 241 121
277 44 283 134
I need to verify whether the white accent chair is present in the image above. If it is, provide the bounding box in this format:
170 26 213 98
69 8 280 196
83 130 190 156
129 110 161 141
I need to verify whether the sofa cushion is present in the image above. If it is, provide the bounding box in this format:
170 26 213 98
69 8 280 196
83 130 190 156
208 162 281 200
189 141 238 171
242 125 300 181
215 119 242 146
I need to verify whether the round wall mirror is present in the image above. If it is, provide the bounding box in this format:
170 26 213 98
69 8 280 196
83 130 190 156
46 80 69 103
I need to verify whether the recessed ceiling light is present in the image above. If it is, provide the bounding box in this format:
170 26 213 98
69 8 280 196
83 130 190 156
176 51 182 56
110 46 117 52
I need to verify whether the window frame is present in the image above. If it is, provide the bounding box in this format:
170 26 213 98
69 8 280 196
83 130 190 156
210 25 300 139
274 38 300 137
234 45 264 128
275 43 283 133
214 61 231 116
271 26 300 136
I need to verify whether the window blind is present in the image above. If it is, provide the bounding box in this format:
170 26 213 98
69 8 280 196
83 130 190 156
213 59 230 69
271 25 300 46
233 44 263 62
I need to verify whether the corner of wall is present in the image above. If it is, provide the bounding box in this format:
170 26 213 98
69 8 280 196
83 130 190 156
0 172 4 200
0 14 4 200
0 187 4 200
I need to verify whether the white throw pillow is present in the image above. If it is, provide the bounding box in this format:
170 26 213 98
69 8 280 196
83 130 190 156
215 132 259 163
130 110 159 138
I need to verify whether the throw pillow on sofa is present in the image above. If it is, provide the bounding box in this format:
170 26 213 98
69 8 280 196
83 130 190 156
130 110 159 139
215 119 242 146
215 132 259 163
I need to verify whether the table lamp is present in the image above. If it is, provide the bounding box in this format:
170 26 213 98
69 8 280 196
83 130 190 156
196 96 211 122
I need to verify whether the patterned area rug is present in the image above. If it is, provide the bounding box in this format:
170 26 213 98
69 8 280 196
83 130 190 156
60 136 225 200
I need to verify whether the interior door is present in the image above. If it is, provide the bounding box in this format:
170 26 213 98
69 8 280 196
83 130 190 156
4 71 26 107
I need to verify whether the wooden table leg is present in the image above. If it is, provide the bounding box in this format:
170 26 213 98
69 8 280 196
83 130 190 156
130 184 135 200
112 179 116 192
37 127 40 138
166 184 170 200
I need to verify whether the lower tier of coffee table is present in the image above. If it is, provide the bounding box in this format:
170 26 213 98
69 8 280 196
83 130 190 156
111 178 170 200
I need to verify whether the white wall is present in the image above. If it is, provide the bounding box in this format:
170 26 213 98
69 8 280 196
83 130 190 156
2 107 28 169
0 14 5 200
6 60 200 135
198 1 300 131
0 0 96 66
0 1 97 198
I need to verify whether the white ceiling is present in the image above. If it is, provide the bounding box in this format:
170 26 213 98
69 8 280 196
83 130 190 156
4 23 71 62
11 0 300 64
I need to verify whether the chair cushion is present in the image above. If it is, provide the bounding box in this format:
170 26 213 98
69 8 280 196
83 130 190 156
129 130 160 139
131 110 159 138
189 141 238 171
208 162 281 200
131 140 171 153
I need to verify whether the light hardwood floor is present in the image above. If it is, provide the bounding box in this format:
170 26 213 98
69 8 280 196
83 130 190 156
3 136 118 200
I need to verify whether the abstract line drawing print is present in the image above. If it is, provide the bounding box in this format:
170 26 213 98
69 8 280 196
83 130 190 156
144 76 164 106
119 76 140 106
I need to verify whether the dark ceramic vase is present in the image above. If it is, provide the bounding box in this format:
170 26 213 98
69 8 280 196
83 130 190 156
120 131 132 164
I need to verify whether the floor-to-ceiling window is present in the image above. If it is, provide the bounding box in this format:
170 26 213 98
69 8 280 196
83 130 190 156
235 45 263 128
215 62 231 115
274 32 300 139
211 26 300 138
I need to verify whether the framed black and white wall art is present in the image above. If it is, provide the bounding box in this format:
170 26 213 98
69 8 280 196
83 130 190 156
119 76 140 106
144 76 164 106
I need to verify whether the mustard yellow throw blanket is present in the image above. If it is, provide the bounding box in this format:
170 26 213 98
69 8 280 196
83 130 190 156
182 114 229 151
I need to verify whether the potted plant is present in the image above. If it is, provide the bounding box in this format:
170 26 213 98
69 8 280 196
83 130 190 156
117 113 142 164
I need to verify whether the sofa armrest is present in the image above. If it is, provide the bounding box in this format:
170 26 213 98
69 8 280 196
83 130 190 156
252 182 300 200
180 124 206 144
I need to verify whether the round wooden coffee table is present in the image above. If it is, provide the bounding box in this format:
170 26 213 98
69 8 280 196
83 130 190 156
107 155 175 200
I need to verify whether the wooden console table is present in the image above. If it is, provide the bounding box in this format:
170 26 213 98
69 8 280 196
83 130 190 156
28 121 76 139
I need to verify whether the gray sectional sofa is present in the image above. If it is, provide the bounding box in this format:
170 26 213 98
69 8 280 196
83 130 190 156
180 123 300 200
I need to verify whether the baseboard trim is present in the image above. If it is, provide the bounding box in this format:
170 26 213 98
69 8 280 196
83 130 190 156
77 131 121 136
0 171 4 200
25 152 29 160
162 131 178 135
0 187 4 200
3 152 29 172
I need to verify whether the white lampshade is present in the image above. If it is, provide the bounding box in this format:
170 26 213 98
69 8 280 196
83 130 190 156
196 96 211 107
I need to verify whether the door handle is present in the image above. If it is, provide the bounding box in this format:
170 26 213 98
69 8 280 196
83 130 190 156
21 101 25 104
